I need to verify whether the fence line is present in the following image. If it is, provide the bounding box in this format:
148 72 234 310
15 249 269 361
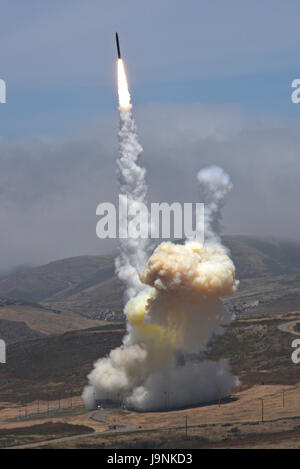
9 384 300 426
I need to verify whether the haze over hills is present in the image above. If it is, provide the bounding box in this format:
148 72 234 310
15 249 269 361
0 236 299 334
225 236 300 278
0 255 116 303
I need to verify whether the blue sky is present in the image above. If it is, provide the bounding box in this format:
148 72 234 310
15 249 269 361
1 0 300 137
1 1 300 271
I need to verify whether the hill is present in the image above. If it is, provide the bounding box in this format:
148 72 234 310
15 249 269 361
0 236 299 320
0 255 116 303
0 323 126 403
0 296 119 338
0 319 45 344
225 236 300 279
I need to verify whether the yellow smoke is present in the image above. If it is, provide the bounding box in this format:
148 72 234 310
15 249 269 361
83 228 239 411
125 240 238 355
117 59 132 110
140 241 238 297
125 291 177 361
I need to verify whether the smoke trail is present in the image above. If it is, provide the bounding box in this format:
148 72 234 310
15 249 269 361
114 58 151 301
197 165 232 242
82 59 239 411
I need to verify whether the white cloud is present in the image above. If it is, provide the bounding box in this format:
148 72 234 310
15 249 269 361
1 103 300 273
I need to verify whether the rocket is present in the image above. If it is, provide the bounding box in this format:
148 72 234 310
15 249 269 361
115 32 121 59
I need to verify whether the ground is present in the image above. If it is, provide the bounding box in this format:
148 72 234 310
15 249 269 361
1 237 300 449
1 382 300 448
0 311 300 449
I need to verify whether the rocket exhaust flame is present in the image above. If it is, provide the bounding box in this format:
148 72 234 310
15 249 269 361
117 59 131 110
116 34 132 110
82 41 239 411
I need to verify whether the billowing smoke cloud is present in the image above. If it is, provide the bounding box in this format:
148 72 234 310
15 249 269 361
83 61 239 411
83 165 239 410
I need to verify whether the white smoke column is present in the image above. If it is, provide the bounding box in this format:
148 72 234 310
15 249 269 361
82 60 239 411
197 165 232 242
115 58 151 300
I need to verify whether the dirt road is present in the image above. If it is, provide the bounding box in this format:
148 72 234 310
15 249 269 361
278 320 300 336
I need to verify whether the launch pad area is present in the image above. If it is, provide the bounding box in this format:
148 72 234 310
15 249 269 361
2 380 300 448
1 251 300 449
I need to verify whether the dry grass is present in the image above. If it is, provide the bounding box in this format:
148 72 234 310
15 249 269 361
2 383 300 448
0 396 106 433
0 304 111 335
105 384 300 429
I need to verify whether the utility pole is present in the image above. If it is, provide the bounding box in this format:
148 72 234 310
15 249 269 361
70 390 73 409
185 415 188 438
282 390 285 408
216 385 221 408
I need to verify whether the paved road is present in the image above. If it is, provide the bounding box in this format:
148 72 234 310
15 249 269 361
90 409 137 431
278 320 300 336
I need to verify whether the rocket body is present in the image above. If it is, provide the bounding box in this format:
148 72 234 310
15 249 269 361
116 32 121 59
